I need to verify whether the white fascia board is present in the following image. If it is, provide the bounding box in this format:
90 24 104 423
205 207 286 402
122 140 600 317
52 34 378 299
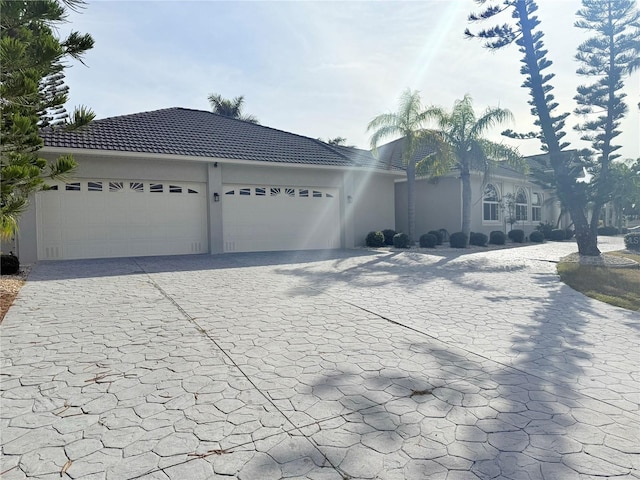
41 147 404 177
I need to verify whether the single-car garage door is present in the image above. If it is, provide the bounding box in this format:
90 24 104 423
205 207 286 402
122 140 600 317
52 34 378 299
222 185 341 252
36 179 208 260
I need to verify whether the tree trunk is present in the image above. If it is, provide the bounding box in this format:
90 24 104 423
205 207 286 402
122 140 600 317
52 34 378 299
515 0 600 256
460 166 472 237
407 160 416 244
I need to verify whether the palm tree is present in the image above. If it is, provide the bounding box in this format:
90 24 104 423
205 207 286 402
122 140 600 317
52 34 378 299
423 95 526 237
207 93 259 124
368 89 452 243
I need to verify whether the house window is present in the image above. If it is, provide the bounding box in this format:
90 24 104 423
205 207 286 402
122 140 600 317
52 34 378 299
483 184 500 221
130 182 144 193
239 188 251 196
532 192 542 222
65 182 81 191
169 185 182 193
255 187 266 196
515 188 528 221
150 183 163 193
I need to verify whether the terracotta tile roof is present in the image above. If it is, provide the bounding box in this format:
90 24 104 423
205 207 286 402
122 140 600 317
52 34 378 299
41 107 393 170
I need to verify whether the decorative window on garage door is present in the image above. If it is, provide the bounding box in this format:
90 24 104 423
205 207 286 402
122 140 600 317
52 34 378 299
225 185 336 198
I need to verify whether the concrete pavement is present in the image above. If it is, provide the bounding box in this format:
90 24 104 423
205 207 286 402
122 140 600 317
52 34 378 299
1 237 638 479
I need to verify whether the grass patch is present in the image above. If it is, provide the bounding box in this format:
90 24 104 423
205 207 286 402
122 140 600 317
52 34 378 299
557 251 640 311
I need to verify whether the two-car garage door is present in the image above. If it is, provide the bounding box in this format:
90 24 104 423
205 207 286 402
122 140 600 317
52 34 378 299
36 180 342 260
37 179 208 260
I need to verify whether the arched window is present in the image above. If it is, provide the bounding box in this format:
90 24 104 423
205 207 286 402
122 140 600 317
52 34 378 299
515 188 528 221
532 192 542 222
483 184 500 221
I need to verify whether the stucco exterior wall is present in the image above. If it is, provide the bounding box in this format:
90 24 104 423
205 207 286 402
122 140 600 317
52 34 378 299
350 172 396 247
222 163 343 188
395 176 462 237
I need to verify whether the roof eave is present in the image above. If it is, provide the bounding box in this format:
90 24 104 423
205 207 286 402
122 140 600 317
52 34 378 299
40 146 404 176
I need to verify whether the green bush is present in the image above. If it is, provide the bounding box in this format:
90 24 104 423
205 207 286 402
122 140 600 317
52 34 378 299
449 232 468 248
489 230 506 245
530 231 545 243
549 229 566 241
536 222 554 239
0 254 19 275
469 232 488 247
508 229 525 243
428 230 443 245
393 232 410 248
624 232 640 251
597 226 619 236
419 233 437 248
365 231 385 248
382 229 397 246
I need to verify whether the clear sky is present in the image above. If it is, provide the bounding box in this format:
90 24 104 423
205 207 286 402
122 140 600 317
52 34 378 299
62 0 639 160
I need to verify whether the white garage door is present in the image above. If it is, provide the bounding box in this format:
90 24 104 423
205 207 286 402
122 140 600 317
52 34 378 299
36 179 208 260
222 185 341 252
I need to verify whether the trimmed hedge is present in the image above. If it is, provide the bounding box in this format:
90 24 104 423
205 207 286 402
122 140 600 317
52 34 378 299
508 229 525 243
469 232 488 247
365 231 385 248
536 222 554 239
624 232 640 251
1 254 19 275
449 232 468 248
382 229 397 246
549 229 566 241
419 233 437 248
428 230 443 245
393 232 410 248
597 226 619 236
489 230 506 245
529 231 545 243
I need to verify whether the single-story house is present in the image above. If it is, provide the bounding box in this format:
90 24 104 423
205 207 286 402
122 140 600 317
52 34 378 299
11 108 403 263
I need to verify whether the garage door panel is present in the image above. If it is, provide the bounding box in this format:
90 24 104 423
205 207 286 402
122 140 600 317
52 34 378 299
37 180 208 260
223 184 341 253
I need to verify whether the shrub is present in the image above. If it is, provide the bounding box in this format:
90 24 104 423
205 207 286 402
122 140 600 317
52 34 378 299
597 226 619 236
393 232 410 248
624 232 640 251
549 229 566 241
365 231 385 248
529 231 545 243
489 230 506 245
1 254 19 275
508 229 525 243
428 230 443 245
419 233 437 248
536 221 554 239
382 229 397 246
565 228 575 240
469 232 488 247
449 232 468 248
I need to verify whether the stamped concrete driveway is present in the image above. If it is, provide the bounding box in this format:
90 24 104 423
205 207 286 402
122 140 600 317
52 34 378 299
1 237 638 479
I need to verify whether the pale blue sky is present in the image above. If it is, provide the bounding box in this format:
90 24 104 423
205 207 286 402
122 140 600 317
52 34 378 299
62 0 639 159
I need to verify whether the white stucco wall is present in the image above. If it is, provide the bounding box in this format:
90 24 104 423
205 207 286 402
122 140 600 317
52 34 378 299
395 176 462 237
349 172 396 247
